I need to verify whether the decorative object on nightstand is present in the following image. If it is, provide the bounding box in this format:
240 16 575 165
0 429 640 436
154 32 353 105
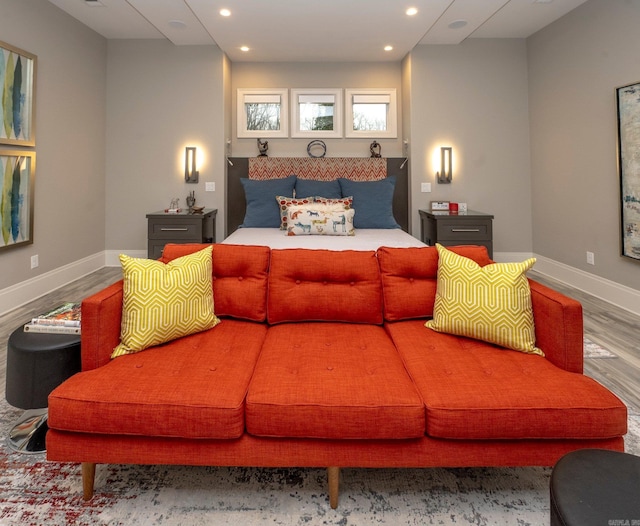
166 198 181 213
186 190 196 211
146 208 217 259
419 209 494 258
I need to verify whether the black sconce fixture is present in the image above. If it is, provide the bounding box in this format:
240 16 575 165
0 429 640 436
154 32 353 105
185 146 199 183
436 146 452 184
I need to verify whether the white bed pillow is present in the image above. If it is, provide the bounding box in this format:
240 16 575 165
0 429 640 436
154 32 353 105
286 205 355 236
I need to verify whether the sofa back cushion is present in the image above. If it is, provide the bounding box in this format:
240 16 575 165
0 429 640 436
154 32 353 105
377 245 493 321
267 249 383 324
161 243 270 322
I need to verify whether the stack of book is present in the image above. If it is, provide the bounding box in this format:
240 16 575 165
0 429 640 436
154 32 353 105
23 302 81 334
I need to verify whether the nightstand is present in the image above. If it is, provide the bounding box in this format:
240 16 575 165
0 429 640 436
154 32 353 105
419 209 494 258
146 209 217 259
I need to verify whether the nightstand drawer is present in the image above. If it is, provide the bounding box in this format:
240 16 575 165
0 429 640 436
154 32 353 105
437 220 492 241
148 220 203 240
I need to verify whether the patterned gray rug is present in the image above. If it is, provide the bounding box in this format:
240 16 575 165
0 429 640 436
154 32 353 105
0 339 636 525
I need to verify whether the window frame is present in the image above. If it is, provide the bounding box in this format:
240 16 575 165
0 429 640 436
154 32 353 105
291 88 343 138
345 88 398 139
237 88 289 138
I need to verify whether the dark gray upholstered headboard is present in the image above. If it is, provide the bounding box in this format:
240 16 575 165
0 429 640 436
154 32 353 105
225 157 409 237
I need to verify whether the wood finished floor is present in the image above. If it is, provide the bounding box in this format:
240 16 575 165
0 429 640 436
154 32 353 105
1 267 638 414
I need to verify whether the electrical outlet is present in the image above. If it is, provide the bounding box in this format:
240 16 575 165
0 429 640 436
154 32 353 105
205 182 215 192
31 254 39 269
586 251 595 265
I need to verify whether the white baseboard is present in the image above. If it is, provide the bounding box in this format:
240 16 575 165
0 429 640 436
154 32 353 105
532 254 640 317
105 249 147 267
0 252 106 317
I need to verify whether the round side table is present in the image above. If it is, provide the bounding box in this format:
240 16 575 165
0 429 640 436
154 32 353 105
5 326 81 454
550 448 640 526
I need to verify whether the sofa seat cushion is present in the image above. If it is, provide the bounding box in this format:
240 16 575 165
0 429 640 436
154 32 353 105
246 322 425 439
48 320 267 439
385 321 627 440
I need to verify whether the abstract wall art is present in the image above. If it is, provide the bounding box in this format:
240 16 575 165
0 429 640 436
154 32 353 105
0 40 36 147
0 151 35 251
616 81 640 262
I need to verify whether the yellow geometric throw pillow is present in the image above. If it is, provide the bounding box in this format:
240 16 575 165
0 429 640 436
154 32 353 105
112 246 219 358
425 244 543 355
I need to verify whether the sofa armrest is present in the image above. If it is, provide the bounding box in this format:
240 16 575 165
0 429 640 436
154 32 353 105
81 280 123 371
529 279 583 373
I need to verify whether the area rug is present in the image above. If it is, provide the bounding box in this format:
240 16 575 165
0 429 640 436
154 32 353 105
584 337 618 358
1 401 638 525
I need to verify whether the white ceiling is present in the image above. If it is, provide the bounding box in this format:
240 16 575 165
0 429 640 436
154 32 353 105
47 0 588 62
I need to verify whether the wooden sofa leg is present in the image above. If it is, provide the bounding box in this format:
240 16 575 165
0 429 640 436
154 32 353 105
82 462 96 501
327 466 339 509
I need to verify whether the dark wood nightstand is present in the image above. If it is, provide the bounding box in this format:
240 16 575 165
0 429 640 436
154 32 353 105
419 209 494 258
146 209 216 259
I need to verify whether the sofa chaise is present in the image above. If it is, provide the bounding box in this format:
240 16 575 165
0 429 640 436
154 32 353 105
46 243 627 508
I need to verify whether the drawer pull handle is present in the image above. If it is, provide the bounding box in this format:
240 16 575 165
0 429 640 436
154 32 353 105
451 228 481 232
160 227 189 231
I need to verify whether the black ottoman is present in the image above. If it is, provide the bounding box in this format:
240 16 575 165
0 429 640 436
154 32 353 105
5 326 81 453
550 448 640 526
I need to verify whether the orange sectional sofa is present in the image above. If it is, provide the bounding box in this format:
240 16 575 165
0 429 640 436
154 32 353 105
46 243 627 508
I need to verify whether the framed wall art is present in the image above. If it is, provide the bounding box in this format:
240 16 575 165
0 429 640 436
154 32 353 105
0 150 35 251
616 80 640 262
0 40 36 147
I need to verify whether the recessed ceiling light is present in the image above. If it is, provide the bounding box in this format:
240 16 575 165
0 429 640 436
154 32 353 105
448 19 468 29
384 45 393 52
240 46 250 52
220 8 231 17
168 20 187 29
84 0 105 6
406 7 418 16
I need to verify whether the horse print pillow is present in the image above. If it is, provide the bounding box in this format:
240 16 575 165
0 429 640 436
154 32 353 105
285 205 355 236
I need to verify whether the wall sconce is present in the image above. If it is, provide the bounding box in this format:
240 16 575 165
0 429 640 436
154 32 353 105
436 146 452 184
185 146 199 183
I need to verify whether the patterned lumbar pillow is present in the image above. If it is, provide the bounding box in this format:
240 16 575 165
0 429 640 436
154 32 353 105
275 195 315 230
112 246 219 358
286 205 355 236
425 244 542 355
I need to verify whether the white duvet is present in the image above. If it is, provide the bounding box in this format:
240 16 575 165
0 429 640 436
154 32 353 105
222 228 425 251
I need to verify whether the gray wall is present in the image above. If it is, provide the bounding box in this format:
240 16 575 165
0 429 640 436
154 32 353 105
2 0 638 305
407 40 533 251
0 0 106 290
528 0 640 289
105 41 226 248
230 62 404 159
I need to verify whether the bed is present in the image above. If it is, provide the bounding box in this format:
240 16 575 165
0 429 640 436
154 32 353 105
224 157 425 250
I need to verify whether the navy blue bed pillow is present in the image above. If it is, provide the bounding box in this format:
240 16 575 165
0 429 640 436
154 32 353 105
295 178 342 199
240 175 297 228
338 176 400 229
